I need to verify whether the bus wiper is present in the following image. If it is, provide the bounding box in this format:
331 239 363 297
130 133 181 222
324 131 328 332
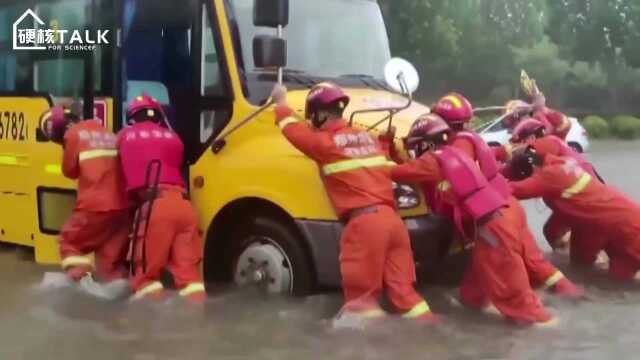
258 68 307 74
282 69 316 87
341 73 376 78
282 69 307 74
340 74 388 90
257 69 314 87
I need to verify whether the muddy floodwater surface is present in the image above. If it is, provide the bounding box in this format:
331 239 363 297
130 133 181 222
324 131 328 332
0 140 639 360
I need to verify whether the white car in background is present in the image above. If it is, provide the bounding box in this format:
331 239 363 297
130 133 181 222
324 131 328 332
476 116 590 153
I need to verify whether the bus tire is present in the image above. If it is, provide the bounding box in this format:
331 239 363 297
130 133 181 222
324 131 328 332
229 215 315 297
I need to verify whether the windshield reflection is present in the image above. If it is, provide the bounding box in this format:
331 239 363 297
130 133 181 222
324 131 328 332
231 0 391 80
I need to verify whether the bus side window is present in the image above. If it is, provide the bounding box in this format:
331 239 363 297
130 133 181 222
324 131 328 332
202 9 223 97
34 59 85 97
0 55 16 91
198 3 232 146
30 0 104 98
0 6 24 91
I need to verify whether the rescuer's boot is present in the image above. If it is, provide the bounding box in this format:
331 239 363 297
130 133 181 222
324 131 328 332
550 278 585 299
412 311 444 326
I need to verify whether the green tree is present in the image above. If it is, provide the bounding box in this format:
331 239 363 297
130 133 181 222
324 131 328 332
546 0 639 111
379 0 547 101
379 0 640 113
511 36 571 100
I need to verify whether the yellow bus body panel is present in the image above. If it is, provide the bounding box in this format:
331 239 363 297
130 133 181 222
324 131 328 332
190 87 432 236
1 0 433 269
0 96 113 264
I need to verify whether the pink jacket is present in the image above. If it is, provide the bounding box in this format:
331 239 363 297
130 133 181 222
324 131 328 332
117 121 185 194
452 131 512 199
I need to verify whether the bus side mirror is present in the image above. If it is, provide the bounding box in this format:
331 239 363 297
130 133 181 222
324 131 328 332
384 58 420 95
254 0 289 28
253 35 287 68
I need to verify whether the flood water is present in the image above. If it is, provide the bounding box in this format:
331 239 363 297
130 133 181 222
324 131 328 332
1 140 639 360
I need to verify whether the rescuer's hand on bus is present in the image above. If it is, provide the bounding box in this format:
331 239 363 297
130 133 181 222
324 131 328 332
381 125 397 141
379 126 404 163
271 84 288 105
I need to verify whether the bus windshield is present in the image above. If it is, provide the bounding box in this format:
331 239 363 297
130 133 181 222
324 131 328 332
231 0 391 80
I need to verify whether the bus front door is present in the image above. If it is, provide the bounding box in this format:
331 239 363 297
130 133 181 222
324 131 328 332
0 96 49 247
28 50 94 263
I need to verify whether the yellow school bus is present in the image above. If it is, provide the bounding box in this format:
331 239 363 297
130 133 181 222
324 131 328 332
0 0 452 295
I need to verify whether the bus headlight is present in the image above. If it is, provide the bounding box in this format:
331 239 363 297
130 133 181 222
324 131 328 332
393 183 421 209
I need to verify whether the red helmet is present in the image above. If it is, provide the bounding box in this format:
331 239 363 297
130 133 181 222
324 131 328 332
431 93 474 126
305 82 350 127
405 113 451 157
126 94 165 123
509 146 543 181
39 105 78 144
511 118 546 143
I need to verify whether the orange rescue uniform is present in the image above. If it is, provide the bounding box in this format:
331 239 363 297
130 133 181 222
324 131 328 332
450 136 568 292
511 155 640 281
118 122 205 303
498 136 600 248
534 107 571 140
391 152 554 325
276 105 431 319
59 120 130 281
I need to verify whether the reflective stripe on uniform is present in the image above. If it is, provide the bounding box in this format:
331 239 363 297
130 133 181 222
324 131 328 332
360 308 386 319
61 255 93 270
534 317 559 328
544 271 565 288
179 282 206 297
78 149 118 162
278 116 301 130
132 281 164 300
402 301 431 319
322 156 394 176
561 173 592 199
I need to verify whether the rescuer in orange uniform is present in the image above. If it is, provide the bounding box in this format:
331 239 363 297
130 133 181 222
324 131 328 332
531 94 572 140
510 148 640 281
430 93 582 300
40 106 130 282
505 118 599 179
520 70 572 140
118 95 206 304
501 99 532 130
496 118 603 250
272 83 439 325
391 113 580 326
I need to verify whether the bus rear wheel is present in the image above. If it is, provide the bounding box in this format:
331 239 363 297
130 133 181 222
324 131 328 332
229 216 314 296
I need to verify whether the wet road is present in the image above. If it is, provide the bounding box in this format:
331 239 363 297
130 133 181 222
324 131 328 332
1 140 639 360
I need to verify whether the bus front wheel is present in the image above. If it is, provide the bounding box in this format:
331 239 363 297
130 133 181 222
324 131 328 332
229 216 315 296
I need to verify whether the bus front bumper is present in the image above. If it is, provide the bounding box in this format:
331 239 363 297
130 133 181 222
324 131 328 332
295 214 454 288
